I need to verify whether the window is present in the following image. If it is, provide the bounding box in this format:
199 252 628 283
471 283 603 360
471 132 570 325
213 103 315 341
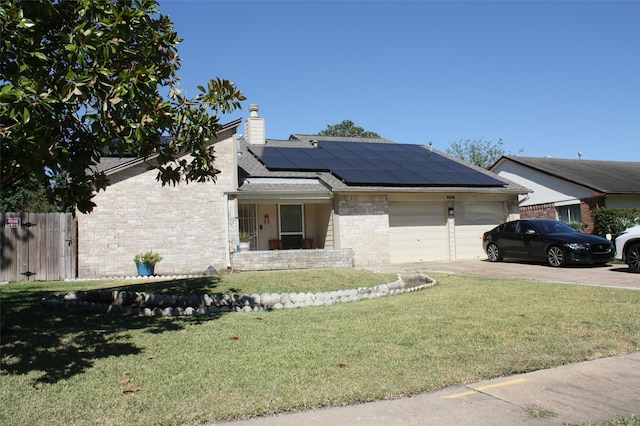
503 222 516 233
518 221 535 234
238 204 257 249
556 204 581 224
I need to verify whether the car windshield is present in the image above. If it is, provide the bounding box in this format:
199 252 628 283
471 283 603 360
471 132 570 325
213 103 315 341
535 221 578 235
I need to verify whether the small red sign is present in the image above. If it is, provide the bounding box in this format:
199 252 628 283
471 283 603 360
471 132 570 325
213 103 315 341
5 218 21 228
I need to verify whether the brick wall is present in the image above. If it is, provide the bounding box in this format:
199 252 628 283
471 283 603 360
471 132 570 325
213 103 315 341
334 194 390 266
520 203 556 220
78 130 238 277
231 249 354 271
520 197 605 234
580 196 605 233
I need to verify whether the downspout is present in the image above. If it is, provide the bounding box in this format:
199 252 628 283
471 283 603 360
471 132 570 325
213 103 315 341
224 193 231 269
518 193 530 204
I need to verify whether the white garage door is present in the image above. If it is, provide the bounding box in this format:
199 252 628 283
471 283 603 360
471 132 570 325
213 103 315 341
389 203 447 263
454 203 504 259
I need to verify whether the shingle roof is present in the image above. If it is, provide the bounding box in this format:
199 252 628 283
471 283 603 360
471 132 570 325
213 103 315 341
92 120 242 175
290 134 397 144
495 156 640 194
237 138 529 195
237 182 331 194
93 156 143 174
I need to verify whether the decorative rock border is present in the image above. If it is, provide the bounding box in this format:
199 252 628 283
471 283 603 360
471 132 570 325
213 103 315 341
41 273 436 316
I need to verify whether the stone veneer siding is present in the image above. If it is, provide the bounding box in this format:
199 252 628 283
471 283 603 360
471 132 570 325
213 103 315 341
334 194 390 266
78 130 238 277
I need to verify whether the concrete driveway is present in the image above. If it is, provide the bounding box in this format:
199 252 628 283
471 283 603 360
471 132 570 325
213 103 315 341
378 259 640 291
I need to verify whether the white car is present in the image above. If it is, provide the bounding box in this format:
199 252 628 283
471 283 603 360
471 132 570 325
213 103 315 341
615 225 640 273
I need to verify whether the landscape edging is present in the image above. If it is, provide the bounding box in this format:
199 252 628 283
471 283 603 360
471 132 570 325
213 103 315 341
41 274 436 316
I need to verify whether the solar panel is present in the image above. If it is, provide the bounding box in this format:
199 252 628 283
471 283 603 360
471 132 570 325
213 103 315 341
249 141 505 187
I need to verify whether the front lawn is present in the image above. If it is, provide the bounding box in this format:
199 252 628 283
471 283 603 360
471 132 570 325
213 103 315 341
1 269 639 425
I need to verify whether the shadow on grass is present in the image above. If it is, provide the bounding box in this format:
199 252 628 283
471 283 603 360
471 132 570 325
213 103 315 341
104 276 226 294
0 277 228 385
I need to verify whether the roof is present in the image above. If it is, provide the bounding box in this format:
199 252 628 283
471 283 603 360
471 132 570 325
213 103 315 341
290 134 397 144
90 123 528 196
238 136 528 195
492 156 640 195
93 119 242 175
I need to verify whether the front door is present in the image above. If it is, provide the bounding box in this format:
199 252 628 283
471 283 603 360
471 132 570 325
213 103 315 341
279 204 304 249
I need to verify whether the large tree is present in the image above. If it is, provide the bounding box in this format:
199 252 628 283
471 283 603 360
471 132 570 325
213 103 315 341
318 120 380 138
446 138 511 169
0 0 245 213
0 175 60 212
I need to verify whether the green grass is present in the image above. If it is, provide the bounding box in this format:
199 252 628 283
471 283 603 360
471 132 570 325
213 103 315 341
590 414 640 426
1 269 639 426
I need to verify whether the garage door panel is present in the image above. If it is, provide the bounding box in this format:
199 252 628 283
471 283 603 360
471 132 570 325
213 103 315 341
389 204 447 263
455 203 504 259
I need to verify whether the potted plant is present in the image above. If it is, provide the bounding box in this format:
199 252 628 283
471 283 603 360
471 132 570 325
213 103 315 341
133 250 163 276
238 231 254 252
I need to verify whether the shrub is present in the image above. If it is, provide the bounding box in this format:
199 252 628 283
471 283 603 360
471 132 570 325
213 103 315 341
568 222 589 232
592 208 640 239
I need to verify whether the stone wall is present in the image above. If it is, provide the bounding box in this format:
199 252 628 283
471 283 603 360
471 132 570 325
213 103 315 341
231 249 354 271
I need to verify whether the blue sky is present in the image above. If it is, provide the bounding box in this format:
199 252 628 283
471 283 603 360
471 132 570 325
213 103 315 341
158 1 639 162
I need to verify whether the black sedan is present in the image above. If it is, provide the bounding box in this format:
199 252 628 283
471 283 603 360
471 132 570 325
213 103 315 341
482 219 614 267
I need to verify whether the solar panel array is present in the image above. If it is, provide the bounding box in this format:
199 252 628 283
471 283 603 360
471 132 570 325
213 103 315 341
250 141 505 187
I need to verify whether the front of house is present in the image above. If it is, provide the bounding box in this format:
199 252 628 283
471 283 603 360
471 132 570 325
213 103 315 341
77 105 527 277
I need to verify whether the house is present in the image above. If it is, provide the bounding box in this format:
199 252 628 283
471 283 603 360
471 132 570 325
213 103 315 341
77 105 527 277
490 156 640 233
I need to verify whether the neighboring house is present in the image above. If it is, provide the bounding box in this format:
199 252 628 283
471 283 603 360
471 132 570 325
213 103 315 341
77 105 527 277
490 156 640 233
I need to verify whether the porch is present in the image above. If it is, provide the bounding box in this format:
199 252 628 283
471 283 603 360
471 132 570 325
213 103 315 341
236 199 334 251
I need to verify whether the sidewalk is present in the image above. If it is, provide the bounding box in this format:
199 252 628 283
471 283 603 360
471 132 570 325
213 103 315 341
212 352 640 425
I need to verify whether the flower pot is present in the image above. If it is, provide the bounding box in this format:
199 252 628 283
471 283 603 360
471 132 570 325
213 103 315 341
239 242 250 252
136 262 155 277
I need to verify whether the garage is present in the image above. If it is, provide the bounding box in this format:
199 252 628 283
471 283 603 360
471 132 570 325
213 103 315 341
388 203 447 263
454 202 505 259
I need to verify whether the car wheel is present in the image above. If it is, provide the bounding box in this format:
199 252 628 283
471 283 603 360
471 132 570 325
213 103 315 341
547 246 565 267
487 243 502 262
626 243 640 273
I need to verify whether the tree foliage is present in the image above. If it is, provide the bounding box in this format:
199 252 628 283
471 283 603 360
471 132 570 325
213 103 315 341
446 139 510 169
0 0 245 213
0 175 61 212
318 120 380 138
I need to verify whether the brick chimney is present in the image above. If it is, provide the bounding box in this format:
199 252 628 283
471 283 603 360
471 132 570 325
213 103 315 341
244 104 265 145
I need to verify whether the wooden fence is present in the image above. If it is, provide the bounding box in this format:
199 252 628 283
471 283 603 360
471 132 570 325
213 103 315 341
1 212 77 282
